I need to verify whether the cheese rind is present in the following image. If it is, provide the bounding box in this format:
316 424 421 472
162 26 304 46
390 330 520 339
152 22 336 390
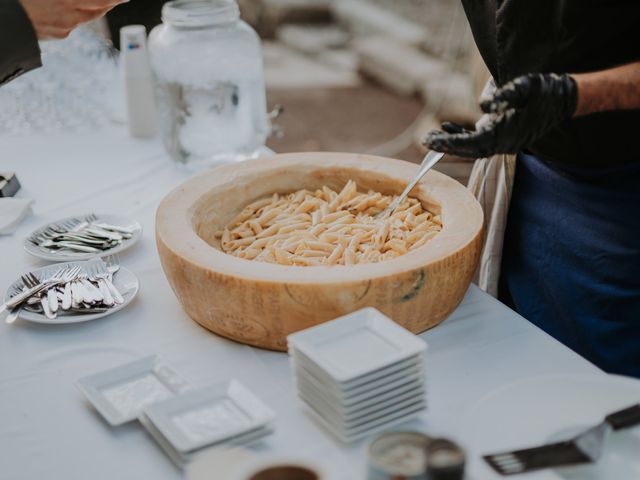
156 152 483 351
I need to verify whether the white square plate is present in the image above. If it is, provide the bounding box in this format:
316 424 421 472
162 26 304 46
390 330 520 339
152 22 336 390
287 308 426 383
143 380 275 453
298 381 426 422
140 413 273 469
295 367 425 408
76 355 190 426
293 357 424 400
306 396 427 436
299 388 426 430
305 399 427 443
291 349 424 391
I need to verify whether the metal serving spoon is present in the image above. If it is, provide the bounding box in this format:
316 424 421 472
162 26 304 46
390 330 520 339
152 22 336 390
375 150 445 219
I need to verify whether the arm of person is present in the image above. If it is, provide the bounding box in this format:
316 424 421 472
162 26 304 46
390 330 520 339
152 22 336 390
0 0 42 86
422 62 640 158
0 0 125 87
20 0 127 39
574 61 640 116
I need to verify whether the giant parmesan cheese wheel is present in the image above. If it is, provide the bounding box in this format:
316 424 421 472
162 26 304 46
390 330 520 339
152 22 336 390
156 152 483 351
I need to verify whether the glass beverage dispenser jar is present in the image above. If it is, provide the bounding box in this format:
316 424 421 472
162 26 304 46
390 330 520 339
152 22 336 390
149 0 268 166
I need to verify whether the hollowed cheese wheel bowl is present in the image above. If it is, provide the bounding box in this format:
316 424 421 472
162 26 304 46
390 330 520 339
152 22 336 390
156 152 484 351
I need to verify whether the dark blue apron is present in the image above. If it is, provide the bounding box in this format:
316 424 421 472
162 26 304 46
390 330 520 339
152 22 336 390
499 152 640 377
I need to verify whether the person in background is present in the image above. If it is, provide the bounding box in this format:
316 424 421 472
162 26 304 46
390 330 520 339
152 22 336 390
0 0 125 85
423 2 640 377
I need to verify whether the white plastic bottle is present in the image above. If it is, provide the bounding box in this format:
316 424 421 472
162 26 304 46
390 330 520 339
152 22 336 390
120 25 157 138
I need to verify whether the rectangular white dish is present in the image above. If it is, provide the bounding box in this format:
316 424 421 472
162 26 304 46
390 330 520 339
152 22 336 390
143 380 275 453
140 413 273 469
304 398 427 443
287 308 427 383
290 348 424 391
295 367 425 408
293 358 424 400
297 382 426 422
299 388 426 430
76 355 190 426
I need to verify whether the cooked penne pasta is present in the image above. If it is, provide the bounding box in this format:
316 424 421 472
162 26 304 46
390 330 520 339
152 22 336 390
217 180 442 266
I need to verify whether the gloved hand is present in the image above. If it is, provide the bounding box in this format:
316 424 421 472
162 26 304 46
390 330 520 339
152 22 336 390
422 73 578 158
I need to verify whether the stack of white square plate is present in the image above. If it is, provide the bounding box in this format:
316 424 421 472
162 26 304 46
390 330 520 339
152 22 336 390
288 308 427 442
77 357 276 469
140 380 275 469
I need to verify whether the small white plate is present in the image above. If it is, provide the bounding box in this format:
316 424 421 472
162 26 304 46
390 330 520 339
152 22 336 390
305 398 427 443
291 348 424 391
24 213 142 262
295 366 425 408
76 355 190 426
296 375 425 420
141 413 273 469
298 379 426 422
460 373 640 480
293 356 424 399
299 387 426 429
143 380 276 453
287 308 427 383
4 261 139 324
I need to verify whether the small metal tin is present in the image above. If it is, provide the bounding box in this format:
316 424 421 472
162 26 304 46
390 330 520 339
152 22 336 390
367 431 431 480
0 172 20 197
425 438 466 480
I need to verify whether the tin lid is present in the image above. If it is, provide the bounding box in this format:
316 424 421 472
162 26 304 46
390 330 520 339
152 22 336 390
367 431 432 476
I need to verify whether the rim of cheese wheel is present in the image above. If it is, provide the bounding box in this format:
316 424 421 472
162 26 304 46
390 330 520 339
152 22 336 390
156 152 483 284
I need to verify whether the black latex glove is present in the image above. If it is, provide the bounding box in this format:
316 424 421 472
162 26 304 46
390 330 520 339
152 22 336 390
422 73 578 158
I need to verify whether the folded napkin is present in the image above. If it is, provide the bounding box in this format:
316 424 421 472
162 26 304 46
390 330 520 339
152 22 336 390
0 198 33 235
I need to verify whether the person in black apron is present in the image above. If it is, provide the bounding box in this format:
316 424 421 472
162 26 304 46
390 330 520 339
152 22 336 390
423 1 640 377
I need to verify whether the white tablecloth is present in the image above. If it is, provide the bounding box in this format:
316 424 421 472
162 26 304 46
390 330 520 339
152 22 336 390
0 127 602 480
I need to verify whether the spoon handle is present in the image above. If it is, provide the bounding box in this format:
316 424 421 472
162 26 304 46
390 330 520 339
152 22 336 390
382 150 445 218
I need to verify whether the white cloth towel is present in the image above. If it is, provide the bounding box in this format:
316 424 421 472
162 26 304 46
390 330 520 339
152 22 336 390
0 198 33 235
468 154 516 297
467 78 517 297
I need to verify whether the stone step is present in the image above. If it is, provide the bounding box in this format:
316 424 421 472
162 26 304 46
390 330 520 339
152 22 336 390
276 24 350 55
316 49 359 72
354 37 449 96
332 0 428 46
239 0 333 37
264 42 360 90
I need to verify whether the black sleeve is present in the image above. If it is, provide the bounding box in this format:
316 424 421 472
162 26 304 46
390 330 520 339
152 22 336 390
0 0 41 86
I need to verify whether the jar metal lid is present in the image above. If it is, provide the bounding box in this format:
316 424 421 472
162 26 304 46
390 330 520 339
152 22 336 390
162 0 240 28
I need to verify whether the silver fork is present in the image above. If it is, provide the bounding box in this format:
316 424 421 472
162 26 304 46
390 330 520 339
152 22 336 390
87 259 114 306
103 255 124 304
2 272 52 313
28 273 55 320
5 267 78 323
5 274 39 324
